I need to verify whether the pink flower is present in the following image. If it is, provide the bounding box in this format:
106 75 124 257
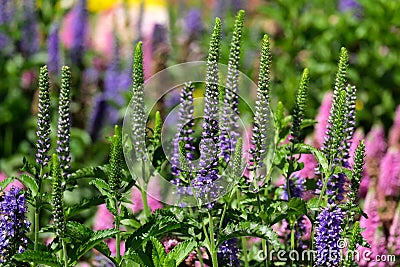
0 172 24 190
349 128 365 166
131 178 163 213
93 204 125 256
388 204 400 255
314 92 332 149
365 125 387 161
389 106 400 147
378 148 400 197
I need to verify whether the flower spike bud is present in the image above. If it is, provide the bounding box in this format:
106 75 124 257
290 68 310 144
36 66 51 169
348 140 365 203
220 10 245 161
248 34 272 172
153 111 162 147
109 125 123 196
56 66 72 180
131 41 147 161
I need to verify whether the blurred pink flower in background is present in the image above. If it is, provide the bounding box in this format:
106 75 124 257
93 204 125 256
314 92 332 149
0 172 24 190
388 204 400 255
130 178 163 213
378 148 400 197
389 106 400 147
365 125 387 161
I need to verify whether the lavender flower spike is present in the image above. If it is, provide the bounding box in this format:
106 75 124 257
314 205 345 266
220 10 244 162
51 154 66 237
70 0 88 66
218 238 240 266
20 0 39 56
47 23 60 74
56 66 72 179
131 42 147 161
193 18 222 206
171 82 195 177
248 34 272 172
36 66 51 168
0 187 31 263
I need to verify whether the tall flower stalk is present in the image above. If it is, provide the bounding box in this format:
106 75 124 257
193 17 222 208
247 34 272 180
56 66 72 181
131 41 150 218
220 10 244 162
34 65 51 254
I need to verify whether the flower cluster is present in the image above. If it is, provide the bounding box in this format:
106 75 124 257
0 187 31 263
314 205 345 266
218 238 240 266
36 66 51 167
56 66 72 179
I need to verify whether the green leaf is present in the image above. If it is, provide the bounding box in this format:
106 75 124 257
288 198 307 221
90 178 111 197
65 195 106 219
218 221 281 250
166 239 197 266
70 165 110 180
150 236 167 267
121 218 142 229
13 251 61 267
75 229 119 260
294 143 329 174
122 249 148 267
0 176 14 190
17 174 39 197
21 157 37 176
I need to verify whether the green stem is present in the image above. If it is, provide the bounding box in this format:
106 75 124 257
218 203 228 233
34 208 39 251
141 160 151 219
262 239 268 267
115 215 121 263
208 213 218 267
62 238 68 267
242 237 249 267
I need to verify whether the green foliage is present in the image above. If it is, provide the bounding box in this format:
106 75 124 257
291 68 310 143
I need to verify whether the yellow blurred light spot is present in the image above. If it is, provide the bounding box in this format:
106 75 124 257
356 100 363 111
88 0 119 12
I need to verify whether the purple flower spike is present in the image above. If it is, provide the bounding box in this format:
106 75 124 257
218 238 240 266
20 0 39 56
70 0 88 66
47 23 60 74
0 187 31 263
184 9 204 38
314 205 345 266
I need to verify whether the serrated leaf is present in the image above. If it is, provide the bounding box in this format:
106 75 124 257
13 251 61 267
70 165 110 180
0 176 14 190
294 143 329 174
65 195 106 219
21 157 37 176
122 250 148 266
288 198 307 221
75 229 119 260
166 239 197 266
17 174 39 197
219 222 281 250
90 178 111 197
150 236 167 267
